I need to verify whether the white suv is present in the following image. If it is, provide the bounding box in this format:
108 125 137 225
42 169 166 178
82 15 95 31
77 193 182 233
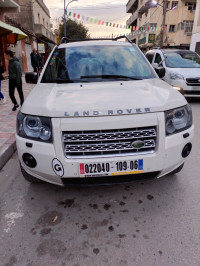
145 48 200 98
17 36 194 186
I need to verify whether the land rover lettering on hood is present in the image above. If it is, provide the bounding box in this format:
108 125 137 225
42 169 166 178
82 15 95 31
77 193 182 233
17 36 194 186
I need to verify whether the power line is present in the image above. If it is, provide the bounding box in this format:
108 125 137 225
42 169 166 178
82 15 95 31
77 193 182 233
51 14 129 23
143 6 161 27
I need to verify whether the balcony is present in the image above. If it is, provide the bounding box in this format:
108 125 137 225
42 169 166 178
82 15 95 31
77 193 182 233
126 0 138 13
0 0 20 12
138 0 153 14
34 24 55 44
126 11 139 26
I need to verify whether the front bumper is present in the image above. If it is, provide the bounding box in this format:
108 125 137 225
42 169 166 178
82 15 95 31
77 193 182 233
16 113 194 186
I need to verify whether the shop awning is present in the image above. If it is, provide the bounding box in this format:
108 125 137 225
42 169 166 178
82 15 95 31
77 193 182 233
0 21 27 43
0 21 12 36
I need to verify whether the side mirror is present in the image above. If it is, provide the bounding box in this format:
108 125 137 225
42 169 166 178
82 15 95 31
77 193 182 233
152 62 159 68
155 67 165 79
25 72 38 84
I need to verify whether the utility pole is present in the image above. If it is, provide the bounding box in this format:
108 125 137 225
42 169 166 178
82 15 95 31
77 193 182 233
64 0 78 38
64 0 66 38
160 0 167 48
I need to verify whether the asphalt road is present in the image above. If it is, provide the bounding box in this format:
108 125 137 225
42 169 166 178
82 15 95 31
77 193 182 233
0 100 200 266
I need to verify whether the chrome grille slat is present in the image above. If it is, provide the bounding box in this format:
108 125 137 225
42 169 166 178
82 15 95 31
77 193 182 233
65 139 155 153
63 129 156 142
62 127 157 158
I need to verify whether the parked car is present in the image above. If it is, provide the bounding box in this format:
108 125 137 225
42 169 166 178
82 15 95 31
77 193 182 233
145 48 200 98
18 36 194 186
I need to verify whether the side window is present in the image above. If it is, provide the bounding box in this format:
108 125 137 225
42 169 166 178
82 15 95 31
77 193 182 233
146 52 154 63
155 53 163 66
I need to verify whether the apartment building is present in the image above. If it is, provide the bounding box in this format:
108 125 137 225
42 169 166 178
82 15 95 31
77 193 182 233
32 0 55 46
0 0 20 19
190 0 200 54
8 0 55 44
126 0 196 51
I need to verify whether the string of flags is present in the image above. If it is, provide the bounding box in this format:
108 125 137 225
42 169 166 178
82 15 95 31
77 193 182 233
66 11 166 32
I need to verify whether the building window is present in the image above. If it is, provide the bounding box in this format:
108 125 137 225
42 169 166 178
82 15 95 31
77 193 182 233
43 18 45 25
169 25 176 32
38 13 40 23
177 22 184 30
171 1 178 9
185 2 196 11
184 20 193 34
166 1 170 9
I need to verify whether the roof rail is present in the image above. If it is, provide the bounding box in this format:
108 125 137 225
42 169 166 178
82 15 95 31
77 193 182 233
58 35 134 46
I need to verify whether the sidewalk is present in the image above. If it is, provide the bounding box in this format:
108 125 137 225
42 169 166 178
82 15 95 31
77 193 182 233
0 76 34 169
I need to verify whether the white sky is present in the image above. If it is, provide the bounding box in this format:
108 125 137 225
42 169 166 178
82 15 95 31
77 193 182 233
43 0 131 37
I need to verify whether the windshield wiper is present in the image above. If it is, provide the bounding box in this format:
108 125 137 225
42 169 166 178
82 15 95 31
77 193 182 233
80 75 142 80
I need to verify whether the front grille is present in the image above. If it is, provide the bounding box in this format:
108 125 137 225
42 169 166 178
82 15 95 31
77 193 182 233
184 91 200 95
62 127 157 158
186 78 200 86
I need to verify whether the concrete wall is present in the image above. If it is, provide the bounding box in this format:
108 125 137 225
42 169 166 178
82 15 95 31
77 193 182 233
33 0 51 32
190 0 200 53
7 0 51 33
7 0 34 32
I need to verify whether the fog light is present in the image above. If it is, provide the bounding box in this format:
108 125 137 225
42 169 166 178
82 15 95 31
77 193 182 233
182 143 192 158
22 153 37 168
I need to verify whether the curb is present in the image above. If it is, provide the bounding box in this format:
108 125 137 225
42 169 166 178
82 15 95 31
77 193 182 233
0 134 16 170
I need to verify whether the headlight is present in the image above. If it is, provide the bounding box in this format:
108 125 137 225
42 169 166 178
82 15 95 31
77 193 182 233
170 72 184 80
165 105 192 136
17 111 52 142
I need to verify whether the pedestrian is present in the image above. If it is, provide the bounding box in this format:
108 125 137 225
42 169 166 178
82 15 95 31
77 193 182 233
0 59 6 104
5 50 24 111
30 48 39 73
37 50 43 70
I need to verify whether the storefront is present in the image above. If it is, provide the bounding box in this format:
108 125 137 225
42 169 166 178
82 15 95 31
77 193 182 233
0 20 27 74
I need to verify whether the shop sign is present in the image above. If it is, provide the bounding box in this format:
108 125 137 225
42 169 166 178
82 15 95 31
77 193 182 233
38 43 45 53
148 34 156 43
138 37 146 45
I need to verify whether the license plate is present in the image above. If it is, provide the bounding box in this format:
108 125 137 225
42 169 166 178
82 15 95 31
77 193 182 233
79 160 143 178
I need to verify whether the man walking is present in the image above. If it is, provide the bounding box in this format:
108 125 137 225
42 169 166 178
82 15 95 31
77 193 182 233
30 48 39 73
5 50 24 111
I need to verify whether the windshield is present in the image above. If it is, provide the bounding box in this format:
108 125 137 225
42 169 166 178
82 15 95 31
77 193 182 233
41 44 156 83
164 51 200 68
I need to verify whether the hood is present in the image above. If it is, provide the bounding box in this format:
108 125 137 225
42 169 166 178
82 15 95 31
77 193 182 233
21 78 187 117
166 67 200 78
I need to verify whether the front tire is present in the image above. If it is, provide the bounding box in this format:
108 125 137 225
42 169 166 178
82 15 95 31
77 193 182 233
20 164 43 183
